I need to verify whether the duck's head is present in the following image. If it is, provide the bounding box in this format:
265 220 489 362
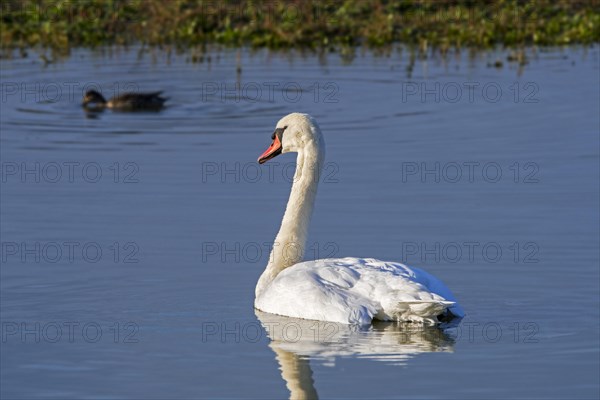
82 90 107 107
258 113 324 164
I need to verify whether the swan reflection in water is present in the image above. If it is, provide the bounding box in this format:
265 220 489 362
255 310 457 400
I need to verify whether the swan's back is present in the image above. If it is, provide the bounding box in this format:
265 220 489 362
255 257 464 325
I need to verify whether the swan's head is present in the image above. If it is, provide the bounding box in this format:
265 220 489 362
258 113 323 164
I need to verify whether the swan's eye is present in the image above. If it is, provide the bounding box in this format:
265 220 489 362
272 126 287 141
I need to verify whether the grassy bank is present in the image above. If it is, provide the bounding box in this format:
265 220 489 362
1 0 598 55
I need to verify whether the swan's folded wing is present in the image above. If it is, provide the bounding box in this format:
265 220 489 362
255 260 379 325
341 258 459 322
256 257 463 325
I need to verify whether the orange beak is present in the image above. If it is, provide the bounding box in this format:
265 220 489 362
258 134 283 164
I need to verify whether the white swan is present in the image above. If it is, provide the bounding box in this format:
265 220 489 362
255 113 464 325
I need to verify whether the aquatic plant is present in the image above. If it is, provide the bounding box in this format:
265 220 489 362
1 0 598 55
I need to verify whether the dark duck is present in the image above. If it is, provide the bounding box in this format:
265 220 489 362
82 90 168 111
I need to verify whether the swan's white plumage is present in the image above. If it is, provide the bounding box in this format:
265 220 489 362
256 257 464 325
255 113 464 326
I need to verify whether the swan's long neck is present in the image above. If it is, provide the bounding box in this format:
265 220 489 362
256 135 324 297
272 346 318 400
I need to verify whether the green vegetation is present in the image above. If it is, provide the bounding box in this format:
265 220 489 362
1 0 598 55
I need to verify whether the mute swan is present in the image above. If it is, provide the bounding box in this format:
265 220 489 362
255 113 464 325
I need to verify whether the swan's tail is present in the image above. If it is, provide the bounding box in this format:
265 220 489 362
392 301 455 325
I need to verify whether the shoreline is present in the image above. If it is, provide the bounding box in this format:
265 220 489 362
1 1 598 56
